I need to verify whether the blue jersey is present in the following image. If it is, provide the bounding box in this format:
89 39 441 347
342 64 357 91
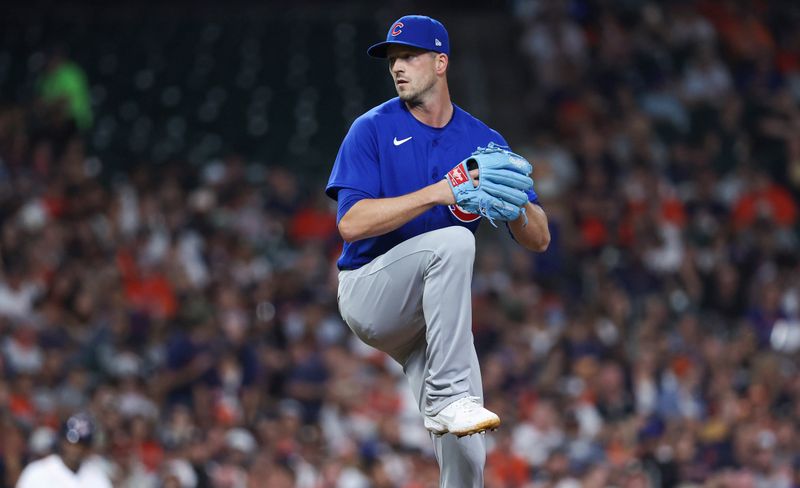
326 97 537 270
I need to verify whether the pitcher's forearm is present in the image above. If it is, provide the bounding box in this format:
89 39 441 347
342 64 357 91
509 203 550 252
338 180 454 242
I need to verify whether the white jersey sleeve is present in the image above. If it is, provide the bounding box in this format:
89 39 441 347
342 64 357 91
15 458 50 488
15 455 112 488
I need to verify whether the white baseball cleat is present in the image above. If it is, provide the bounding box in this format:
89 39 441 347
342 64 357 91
424 396 501 437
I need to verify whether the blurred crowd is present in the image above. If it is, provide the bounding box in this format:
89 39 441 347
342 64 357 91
1 0 800 487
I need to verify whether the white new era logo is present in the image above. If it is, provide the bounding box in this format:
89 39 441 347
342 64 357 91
435 38 442 47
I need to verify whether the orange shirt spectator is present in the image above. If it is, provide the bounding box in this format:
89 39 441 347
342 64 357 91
487 446 529 487
288 194 338 245
117 250 178 319
732 176 798 230
699 1 774 61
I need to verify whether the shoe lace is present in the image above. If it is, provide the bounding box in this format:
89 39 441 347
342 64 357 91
457 396 483 412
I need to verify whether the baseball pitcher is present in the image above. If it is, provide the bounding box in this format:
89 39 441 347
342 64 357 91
326 15 550 487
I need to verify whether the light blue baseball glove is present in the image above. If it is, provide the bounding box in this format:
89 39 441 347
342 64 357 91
445 143 534 227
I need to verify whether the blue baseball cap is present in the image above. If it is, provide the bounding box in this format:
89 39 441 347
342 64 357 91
61 412 95 445
367 15 450 59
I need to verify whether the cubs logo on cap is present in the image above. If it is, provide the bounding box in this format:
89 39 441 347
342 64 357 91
391 21 404 36
367 15 450 58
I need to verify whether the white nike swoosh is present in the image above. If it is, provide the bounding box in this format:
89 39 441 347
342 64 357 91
393 136 413 146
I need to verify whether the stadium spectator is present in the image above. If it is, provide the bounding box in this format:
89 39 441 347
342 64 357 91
36 47 93 133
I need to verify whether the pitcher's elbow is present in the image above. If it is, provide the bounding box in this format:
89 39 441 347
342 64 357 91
534 234 550 252
529 231 550 252
337 217 360 243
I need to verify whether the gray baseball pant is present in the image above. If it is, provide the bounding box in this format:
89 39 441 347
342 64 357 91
337 225 486 487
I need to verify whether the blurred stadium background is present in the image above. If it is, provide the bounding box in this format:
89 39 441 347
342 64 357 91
1 0 800 486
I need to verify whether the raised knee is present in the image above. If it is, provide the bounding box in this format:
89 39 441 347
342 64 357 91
432 226 475 258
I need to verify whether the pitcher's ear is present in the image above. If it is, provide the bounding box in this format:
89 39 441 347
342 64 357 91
436 53 449 74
